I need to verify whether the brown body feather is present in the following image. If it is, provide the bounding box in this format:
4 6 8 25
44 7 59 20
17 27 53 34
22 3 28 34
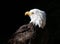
8 23 48 44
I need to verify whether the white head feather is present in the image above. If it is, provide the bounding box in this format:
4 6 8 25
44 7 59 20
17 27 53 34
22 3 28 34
25 9 46 29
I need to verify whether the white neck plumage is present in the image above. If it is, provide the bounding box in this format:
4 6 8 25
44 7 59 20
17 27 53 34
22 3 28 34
29 12 46 29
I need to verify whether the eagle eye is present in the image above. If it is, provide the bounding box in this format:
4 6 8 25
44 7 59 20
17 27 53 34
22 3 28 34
32 12 34 14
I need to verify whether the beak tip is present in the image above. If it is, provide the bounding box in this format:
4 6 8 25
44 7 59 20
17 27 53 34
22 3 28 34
25 11 29 16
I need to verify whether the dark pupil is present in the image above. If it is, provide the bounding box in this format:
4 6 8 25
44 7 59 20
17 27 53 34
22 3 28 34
32 12 34 14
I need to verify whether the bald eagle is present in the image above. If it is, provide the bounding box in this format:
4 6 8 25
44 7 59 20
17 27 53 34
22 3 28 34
8 9 48 44
25 9 46 28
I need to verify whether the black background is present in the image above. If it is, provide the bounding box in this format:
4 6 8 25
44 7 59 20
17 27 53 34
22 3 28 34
1 0 60 44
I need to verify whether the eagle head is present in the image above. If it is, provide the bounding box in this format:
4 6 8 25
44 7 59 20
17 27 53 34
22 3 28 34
25 9 46 29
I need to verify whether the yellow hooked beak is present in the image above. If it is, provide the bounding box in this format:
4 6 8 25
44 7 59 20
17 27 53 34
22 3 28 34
25 11 32 16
